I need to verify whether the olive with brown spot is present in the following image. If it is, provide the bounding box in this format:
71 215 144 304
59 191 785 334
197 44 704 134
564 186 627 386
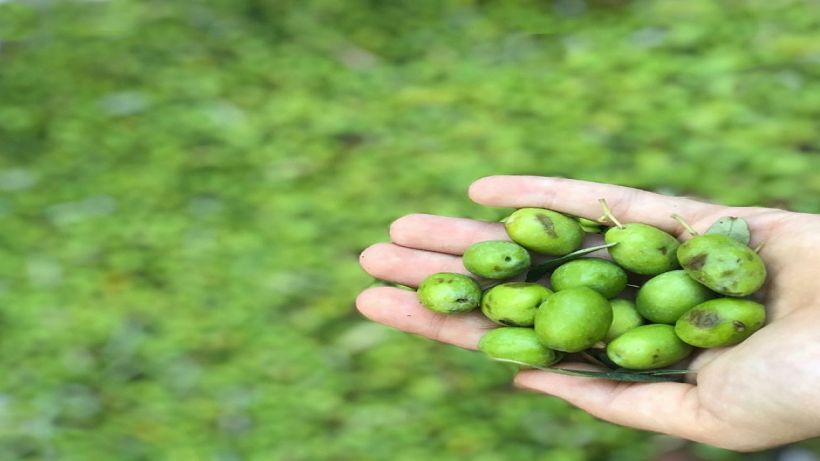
462 240 531 280
479 327 562 367
416 272 481 314
677 234 766 297
504 208 584 256
675 298 766 348
481 282 552 327
606 324 693 370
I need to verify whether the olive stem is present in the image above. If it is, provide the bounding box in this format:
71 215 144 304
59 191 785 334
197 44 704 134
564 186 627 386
671 214 699 237
598 198 624 229
753 242 766 253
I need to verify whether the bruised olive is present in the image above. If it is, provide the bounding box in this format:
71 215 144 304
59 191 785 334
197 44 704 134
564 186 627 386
675 298 766 348
481 282 552 327
463 240 530 280
505 208 584 256
606 324 693 370
416 272 481 314
677 234 766 297
479 327 562 367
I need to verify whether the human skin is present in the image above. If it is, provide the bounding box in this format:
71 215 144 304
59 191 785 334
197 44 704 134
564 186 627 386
356 175 820 451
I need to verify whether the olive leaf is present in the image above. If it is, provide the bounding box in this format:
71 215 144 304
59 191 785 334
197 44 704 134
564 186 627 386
525 242 618 282
493 358 693 383
705 216 751 245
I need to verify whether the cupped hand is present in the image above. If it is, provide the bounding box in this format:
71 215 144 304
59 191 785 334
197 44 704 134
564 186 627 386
356 175 820 451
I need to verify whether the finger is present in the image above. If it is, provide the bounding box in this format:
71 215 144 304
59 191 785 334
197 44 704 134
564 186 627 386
514 369 721 444
390 214 509 254
469 176 719 234
390 213 605 255
359 242 468 287
355 286 495 349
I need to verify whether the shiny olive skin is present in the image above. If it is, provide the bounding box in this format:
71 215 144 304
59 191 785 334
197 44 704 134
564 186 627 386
534 287 612 353
479 327 562 367
677 234 767 297
505 208 584 256
636 270 715 324
605 223 680 275
606 324 693 370
606 299 645 341
550 257 628 299
416 272 481 314
481 282 552 327
675 298 766 348
462 240 531 280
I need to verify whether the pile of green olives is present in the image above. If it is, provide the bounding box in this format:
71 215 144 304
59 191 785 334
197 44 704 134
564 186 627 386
416 205 768 372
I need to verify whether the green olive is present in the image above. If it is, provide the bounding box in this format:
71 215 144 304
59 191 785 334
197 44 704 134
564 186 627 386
505 208 584 256
462 240 531 280
636 270 715 324
606 324 693 370
605 223 680 275
677 234 766 297
479 327 562 367
534 287 612 352
606 299 645 341
675 298 766 348
416 272 481 314
577 217 604 233
481 282 552 327
550 257 627 298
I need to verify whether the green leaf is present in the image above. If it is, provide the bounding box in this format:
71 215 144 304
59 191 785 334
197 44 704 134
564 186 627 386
492 358 693 382
705 216 751 245
525 242 618 282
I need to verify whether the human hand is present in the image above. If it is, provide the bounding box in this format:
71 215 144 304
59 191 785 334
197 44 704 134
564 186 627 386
356 175 820 451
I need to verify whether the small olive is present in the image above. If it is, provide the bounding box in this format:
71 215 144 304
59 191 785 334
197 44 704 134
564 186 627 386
606 324 693 370
481 282 553 327
416 272 481 314
479 327 562 367
606 299 645 341
534 287 612 352
505 208 584 256
636 270 715 324
463 240 531 280
605 223 680 275
675 298 766 348
677 234 766 297
550 257 628 298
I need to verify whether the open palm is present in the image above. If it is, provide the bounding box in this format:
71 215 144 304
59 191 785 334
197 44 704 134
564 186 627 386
356 176 820 451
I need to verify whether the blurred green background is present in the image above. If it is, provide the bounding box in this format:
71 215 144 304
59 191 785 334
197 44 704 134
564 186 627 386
1 0 820 459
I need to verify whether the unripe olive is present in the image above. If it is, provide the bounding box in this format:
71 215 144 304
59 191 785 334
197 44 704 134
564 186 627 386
677 234 766 297
606 324 693 370
479 327 562 367
416 272 481 314
505 208 584 256
605 224 680 275
534 287 612 353
636 270 715 324
675 298 766 348
606 299 645 341
462 240 530 280
481 282 552 327
550 257 627 298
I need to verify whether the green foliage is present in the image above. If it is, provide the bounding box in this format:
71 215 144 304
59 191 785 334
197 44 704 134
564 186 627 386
0 0 819 459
